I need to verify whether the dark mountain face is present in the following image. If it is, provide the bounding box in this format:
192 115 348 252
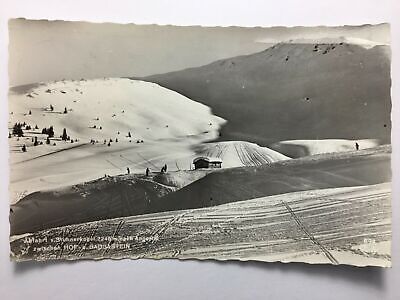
141 43 391 145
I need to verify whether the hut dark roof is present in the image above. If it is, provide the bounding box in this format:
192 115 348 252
193 156 222 164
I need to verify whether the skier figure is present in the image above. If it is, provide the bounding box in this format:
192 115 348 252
146 167 150 176
164 164 167 172
127 167 130 175
355 142 359 151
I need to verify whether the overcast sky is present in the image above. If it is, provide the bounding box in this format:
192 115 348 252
8 19 390 86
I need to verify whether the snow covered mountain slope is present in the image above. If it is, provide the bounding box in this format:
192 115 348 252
8 78 226 202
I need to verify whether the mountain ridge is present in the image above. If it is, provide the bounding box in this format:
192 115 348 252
140 42 391 146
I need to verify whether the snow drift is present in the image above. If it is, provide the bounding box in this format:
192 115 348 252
269 139 380 158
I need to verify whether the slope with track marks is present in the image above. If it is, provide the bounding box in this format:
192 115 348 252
10 183 391 267
194 141 289 168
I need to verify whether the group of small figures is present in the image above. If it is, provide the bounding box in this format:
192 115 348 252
125 164 167 177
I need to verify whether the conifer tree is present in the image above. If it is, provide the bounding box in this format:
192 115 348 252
62 128 68 141
48 126 54 137
12 123 24 137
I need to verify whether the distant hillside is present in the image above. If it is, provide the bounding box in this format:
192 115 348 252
141 43 391 145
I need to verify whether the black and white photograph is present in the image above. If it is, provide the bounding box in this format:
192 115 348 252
8 19 391 266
